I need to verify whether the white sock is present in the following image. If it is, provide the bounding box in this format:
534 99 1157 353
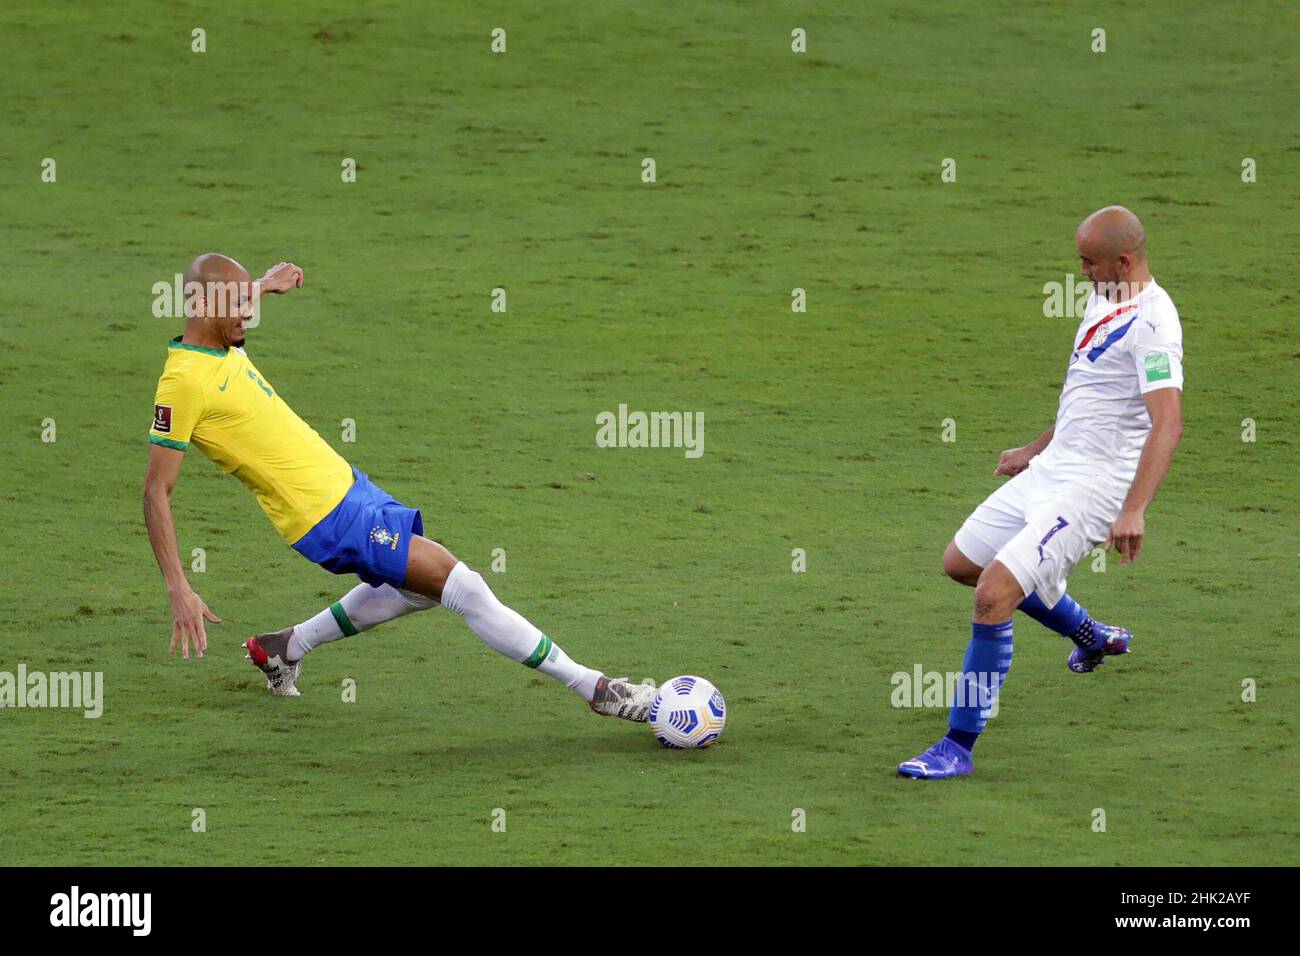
287 583 436 659
437 561 600 700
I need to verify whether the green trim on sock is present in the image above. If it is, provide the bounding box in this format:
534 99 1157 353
329 601 358 637
522 634 553 668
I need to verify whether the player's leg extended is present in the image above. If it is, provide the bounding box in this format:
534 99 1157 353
1021 589 1131 673
244 583 435 695
944 536 1122 664
952 559 1024 743
896 489 1025 778
402 536 656 720
288 583 436 659
904 507 1125 775
899 535 1029 780
899 561 1021 779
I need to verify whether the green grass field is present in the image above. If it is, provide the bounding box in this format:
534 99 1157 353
2 0 1298 866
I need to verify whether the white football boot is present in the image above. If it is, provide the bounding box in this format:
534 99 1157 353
590 675 658 722
243 627 302 697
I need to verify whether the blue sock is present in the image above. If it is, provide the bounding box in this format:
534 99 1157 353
1018 592 1097 649
945 728 980 751
947 620 1014 750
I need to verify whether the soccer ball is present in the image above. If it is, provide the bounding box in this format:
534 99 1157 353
648 676 726 749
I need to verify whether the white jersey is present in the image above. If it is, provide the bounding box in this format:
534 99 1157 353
1033 279 1183 500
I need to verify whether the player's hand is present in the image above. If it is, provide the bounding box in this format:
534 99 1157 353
258 261 304 295
994 446 1034 478
1106 509 1145 566
168 587 220 659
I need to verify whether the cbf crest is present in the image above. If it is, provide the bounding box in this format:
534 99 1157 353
370 527 400 550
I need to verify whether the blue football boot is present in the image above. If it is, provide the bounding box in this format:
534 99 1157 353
898 737 974 779
1067 622 1132 673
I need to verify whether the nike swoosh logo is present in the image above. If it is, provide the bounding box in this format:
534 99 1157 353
218 377 229 391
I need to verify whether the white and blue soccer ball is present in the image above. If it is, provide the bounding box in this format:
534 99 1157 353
648 676 726 749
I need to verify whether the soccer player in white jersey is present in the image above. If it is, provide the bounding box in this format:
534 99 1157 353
899 206 1184 779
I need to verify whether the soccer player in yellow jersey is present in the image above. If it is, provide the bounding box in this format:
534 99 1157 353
143 253 656 720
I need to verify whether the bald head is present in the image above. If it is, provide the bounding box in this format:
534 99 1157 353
184 252 248 288
1075 206 1152 301
182 252 255 347
1076 206 1146 262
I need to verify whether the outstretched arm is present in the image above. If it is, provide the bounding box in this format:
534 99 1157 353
143 443 220 658
994 424 1055 477
253 261 304 303
1107 387 1183 565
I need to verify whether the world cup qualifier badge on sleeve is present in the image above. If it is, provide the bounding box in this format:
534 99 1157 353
1144 352 1172 382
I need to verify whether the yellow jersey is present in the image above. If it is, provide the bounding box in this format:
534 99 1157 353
148 336 354 544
